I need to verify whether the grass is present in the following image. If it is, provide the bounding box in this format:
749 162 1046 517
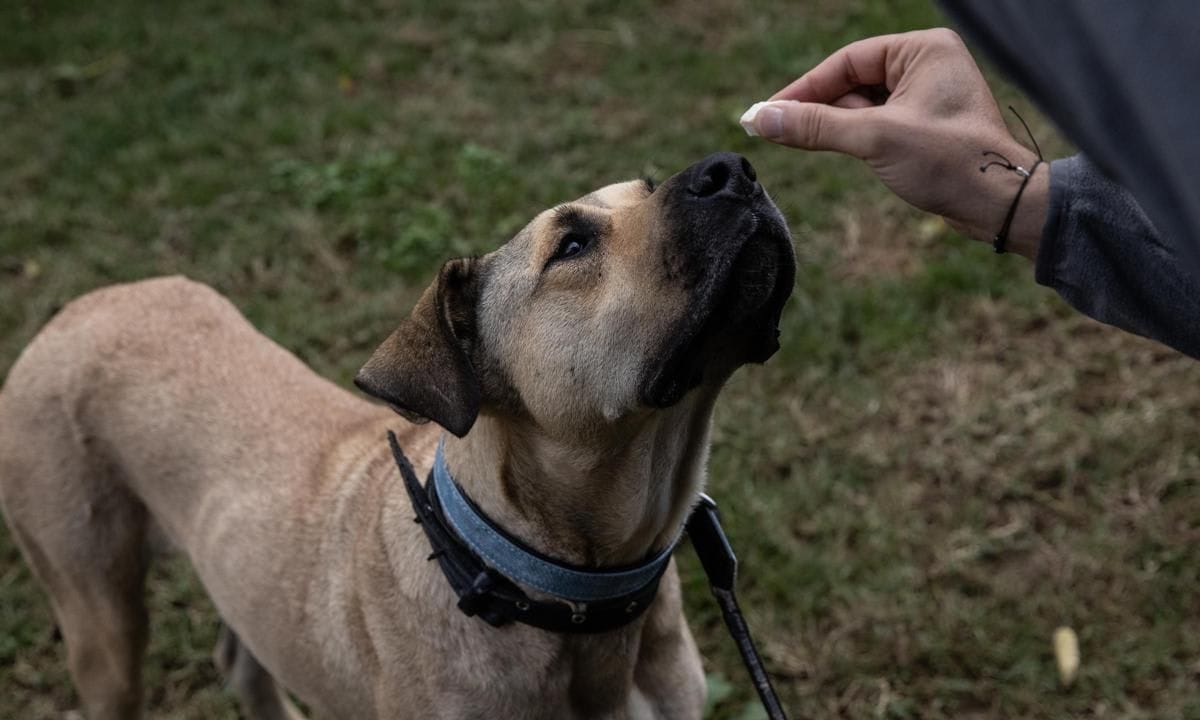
2 1 1198 718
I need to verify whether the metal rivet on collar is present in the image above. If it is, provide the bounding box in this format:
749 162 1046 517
515 600 530 611
624 601 638 614
570 613 586 624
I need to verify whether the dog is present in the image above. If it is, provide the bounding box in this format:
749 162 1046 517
0 152 794 720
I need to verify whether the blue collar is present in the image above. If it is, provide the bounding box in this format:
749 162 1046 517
432 436 679 604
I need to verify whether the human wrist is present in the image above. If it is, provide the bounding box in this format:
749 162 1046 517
1002 163 1049 260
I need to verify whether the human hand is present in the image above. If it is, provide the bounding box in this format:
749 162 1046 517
742 28 1048 259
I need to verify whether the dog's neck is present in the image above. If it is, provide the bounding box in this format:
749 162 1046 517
442 390 719 568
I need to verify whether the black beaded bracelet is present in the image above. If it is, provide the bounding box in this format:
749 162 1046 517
979 106 1045 255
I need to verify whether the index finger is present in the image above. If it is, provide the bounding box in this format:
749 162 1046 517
768 33 907 104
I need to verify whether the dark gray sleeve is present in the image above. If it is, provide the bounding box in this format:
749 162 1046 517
939 1 1200 271
1037 155 1200 359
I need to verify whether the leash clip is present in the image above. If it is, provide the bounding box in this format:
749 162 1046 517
688 494 737 590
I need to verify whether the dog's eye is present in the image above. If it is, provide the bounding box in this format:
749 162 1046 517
552 232 591 262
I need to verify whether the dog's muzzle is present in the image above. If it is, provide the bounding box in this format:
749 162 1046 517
641 152 796 407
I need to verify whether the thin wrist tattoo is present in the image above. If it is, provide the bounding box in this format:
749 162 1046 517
980 106 1045 254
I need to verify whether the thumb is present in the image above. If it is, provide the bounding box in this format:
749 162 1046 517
740 100 877 158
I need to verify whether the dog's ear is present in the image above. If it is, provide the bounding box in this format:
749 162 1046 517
354 258 481 437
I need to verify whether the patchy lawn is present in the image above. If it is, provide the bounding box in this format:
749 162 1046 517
2 1 1197 718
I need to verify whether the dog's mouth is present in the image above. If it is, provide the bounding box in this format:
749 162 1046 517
639 189 795 408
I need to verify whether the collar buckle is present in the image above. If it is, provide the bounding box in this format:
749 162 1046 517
456 570 498 618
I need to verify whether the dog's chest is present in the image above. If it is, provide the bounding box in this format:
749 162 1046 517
374 620 667 720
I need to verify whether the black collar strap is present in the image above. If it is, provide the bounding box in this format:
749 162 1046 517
388 431 669 634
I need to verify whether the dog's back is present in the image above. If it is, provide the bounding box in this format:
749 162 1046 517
1 274 386 518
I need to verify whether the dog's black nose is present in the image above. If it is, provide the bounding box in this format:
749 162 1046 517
687 152 759 199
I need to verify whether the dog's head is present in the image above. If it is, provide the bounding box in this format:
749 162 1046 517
355 152 795 437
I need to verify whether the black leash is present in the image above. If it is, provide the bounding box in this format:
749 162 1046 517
687 494 789 720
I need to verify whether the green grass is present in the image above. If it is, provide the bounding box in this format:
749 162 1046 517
2 1 1198 718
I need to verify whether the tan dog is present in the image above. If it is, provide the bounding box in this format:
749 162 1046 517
0 152 794 720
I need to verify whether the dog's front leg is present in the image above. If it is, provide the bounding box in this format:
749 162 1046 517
632 568 707 720
214 625 307 720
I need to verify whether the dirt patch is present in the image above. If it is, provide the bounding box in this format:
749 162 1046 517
850 297 1200 487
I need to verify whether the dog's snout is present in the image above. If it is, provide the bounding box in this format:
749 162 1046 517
686 152 759 200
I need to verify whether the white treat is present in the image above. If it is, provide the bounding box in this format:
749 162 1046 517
739 101 771 136
1053 626 1080 687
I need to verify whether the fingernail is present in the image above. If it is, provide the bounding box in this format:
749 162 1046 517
758 106 785 140
739 101 770 136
